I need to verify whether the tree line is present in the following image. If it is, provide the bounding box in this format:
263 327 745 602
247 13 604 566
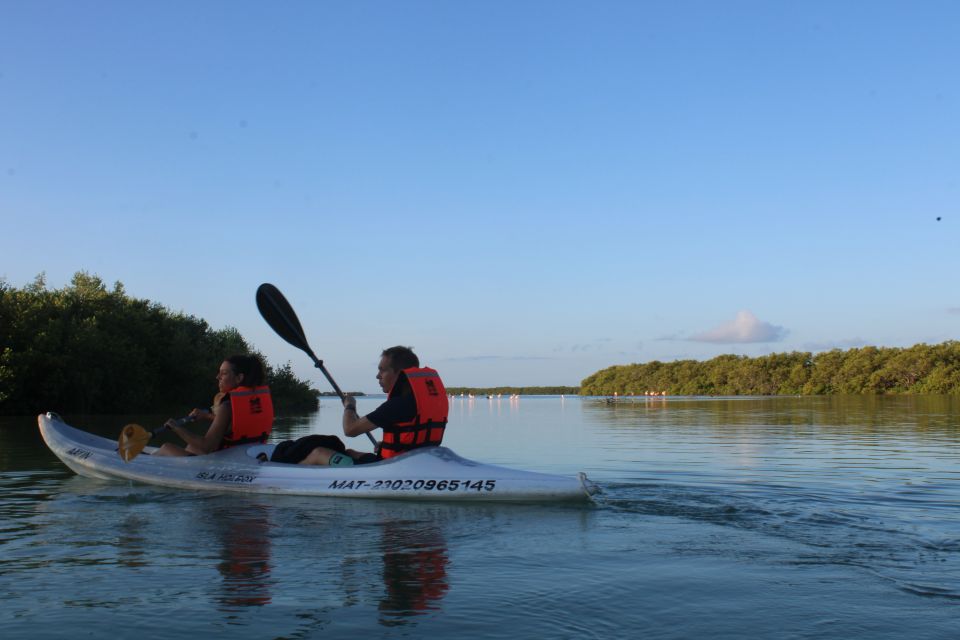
579 342 960 396
0 272 319 416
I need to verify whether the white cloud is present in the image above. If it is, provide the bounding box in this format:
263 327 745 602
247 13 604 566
689 310 787 344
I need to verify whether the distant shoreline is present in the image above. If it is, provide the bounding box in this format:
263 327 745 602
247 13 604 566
580 341 960 396
445 386 580 396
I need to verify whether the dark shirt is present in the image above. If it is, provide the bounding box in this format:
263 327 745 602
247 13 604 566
356 391 416 465
366 393 416 429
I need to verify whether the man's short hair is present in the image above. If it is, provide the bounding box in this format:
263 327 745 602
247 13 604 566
381 345 419 371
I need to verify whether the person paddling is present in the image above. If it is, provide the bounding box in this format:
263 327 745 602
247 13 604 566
342 346 448 463
155 354 273 456
290 346 448 466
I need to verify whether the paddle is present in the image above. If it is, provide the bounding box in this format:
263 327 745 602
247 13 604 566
256 283 378 446
118 416 194 463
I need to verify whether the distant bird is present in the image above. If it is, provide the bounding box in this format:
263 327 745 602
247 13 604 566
936 216 942 221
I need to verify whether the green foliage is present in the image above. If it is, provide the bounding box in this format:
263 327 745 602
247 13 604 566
0 272 318 415
580 342 960 396
266 362 320 411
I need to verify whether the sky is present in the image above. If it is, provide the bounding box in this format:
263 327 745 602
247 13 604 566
1 1 958 393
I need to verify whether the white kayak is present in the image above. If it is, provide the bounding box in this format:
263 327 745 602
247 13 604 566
38 412 597 502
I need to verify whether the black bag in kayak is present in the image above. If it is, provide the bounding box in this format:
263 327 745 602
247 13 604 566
270 434 347 463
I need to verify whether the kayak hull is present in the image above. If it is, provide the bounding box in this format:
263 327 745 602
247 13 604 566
38 413 596 502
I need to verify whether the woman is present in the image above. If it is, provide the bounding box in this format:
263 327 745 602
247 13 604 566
155 354 274 457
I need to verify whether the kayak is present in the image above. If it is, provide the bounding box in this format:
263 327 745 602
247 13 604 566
38 412 597 502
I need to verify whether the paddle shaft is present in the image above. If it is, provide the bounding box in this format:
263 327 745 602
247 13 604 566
154 415 193 436
256 283 377 446
303 354 378 447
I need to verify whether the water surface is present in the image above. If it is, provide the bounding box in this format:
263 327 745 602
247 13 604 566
2 395 958 638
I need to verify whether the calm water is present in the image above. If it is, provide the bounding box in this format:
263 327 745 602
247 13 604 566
2 395 959 639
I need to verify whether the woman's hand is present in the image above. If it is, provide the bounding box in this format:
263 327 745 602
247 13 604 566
188 407 214 421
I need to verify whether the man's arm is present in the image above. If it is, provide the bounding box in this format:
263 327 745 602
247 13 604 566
342 396 377 438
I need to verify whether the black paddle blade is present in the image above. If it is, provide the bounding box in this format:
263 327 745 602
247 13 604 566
256 283 373 445
256 283 316 359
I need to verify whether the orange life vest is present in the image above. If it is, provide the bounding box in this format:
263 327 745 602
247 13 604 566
220 385 274 448
380 368 448 459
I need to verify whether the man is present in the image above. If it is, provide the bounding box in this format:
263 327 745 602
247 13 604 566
343 346 448 462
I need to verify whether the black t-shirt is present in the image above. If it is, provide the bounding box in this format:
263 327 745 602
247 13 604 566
366 374 417 428
366 393 416 428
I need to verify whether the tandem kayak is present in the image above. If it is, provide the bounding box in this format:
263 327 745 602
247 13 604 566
38 413 597 502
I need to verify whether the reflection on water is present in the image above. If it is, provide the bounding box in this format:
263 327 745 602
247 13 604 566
581 394 960 435
378 519 449 625
577 396 960 603
116 513 150 569
213 504 273 609
271 412 325 439
193 500 452 619
3 397 960 638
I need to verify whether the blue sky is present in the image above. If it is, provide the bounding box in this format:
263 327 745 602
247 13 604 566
2 1 958 392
